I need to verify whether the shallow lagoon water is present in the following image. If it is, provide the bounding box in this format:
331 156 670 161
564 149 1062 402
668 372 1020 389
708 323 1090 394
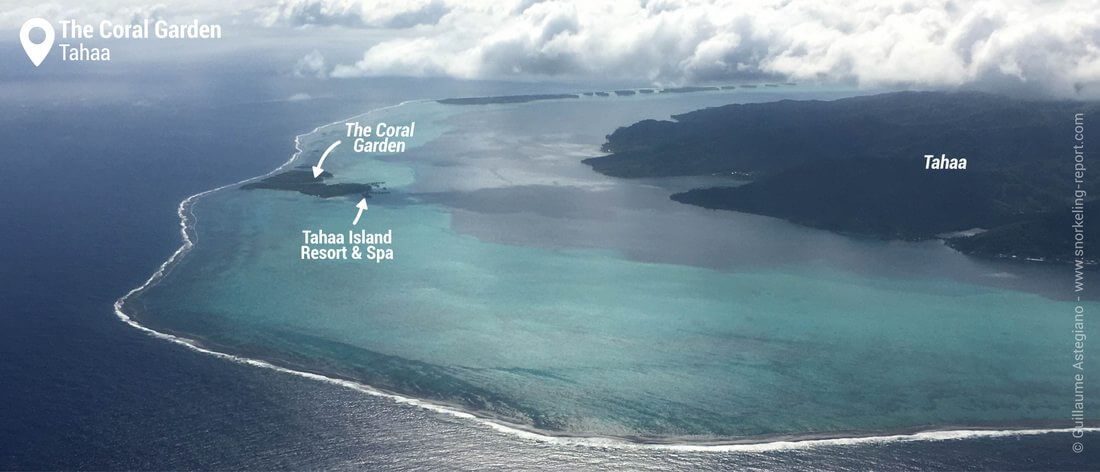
130 89 1097 442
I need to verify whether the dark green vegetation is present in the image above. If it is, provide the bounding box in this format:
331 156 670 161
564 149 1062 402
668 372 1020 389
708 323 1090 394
241 169 382 198
946 207 1099 262
590 91 1100 263
437 94 579 105
614 90 636 96
670 158 1080 242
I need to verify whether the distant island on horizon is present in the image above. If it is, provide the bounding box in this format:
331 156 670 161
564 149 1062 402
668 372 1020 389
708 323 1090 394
435 83 792 106
589 91 1100 265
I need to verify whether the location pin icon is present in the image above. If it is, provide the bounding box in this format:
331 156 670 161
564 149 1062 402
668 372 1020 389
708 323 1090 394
20 18 54 67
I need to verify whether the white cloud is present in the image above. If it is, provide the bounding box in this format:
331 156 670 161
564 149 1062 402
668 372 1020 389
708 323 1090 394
260 0 450 28
319 0 1100 98
286 92 313 100
293 49 329 78
0 1 255 29
4 0 1097 97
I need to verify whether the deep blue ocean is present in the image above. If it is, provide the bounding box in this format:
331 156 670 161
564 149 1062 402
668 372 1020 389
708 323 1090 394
0 46 1096 469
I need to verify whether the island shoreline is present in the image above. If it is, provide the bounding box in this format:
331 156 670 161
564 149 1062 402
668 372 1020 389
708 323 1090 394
111 92 1089 451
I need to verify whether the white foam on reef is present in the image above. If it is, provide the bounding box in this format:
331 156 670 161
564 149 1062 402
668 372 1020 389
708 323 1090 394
114 95 1097 452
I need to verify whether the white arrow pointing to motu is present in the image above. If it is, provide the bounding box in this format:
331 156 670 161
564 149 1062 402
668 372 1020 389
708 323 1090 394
352 198 368 225
312 140 342 178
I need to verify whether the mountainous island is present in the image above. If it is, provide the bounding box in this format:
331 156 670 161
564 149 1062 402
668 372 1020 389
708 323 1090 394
589 91 1100 264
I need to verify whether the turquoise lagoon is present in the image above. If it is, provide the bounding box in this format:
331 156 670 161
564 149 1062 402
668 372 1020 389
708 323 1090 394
130 89 1097 441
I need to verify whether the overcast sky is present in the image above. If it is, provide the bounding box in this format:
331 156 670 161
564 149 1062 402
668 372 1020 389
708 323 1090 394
5 0 1100 98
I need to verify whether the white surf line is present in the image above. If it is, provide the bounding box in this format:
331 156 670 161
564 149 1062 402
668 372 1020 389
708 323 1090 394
113 96 1097 453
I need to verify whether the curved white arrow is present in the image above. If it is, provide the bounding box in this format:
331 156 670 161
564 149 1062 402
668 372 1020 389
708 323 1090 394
312 140 342 178
352 198 368 225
